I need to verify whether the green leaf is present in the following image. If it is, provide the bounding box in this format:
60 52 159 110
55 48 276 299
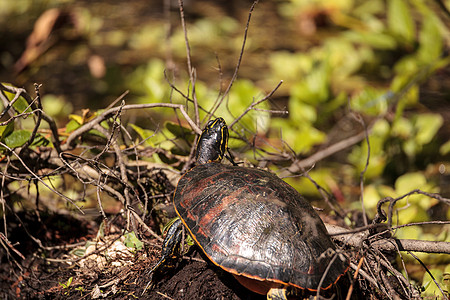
344 31 397 50
123 231 143 250
66 119 81 133
0 121 14 139
391 117 413 139
4 130 32 148
165 121 195 142
350 87 390 116
3 89 32 114
418 14 443 63
59 276 73 289
130 123 155 146
421 268 445 298
388 0 415 43
439 140 450 156
69 114 84 125
414 113 443 145
70 248 86 257
395 172 427 195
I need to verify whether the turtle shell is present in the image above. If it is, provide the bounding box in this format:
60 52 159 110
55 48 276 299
174 162 347 292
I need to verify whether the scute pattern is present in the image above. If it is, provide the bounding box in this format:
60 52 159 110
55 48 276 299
174 162 347 290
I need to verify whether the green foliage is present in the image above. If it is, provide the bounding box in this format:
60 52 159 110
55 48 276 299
3 130 32 148
1 0 449 293
348 119 390 179
59 276 73 294
421 266 450 298
123 231 143 251
0 123 50 150
387 0 415 44
3 89 32 114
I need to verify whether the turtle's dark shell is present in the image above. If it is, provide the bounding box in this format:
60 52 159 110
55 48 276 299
174 162 348 292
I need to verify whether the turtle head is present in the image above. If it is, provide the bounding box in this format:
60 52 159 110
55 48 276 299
195 117 229 164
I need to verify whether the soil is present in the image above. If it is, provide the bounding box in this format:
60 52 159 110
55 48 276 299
0 211 267 300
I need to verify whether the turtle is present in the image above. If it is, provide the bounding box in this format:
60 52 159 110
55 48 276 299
149 117 348 299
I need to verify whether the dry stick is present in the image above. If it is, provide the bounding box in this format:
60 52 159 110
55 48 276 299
0 83 62 153
104 90 129 111
27 84 43 146
117 121 147 215
353 113 370 228
96 173 108 220
129 209 163 242
346 256 365 300
372 220 450 242
367 254 392 299
93 123 133 226
94 101 124 159
376 190 450 228
325 224 450 254
0 83 30 119
63 103 201 150
0 96 37 125
395 247 416 299
3 201 58 251
0 158 9 238
208 0 259 120
376 249 419 299
349 261 378 287
177 0 199 125
304 171 345 219
0 233 24 272
0 142 84 213
379 267 401 300
315 253 339 298
229 80 284 129
280 130 368 177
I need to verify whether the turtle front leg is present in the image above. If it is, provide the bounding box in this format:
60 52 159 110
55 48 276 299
149 218 183 274
267 287 288 300
143 218 183 295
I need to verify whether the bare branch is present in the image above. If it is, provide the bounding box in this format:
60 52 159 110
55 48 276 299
208 0 259 120
229 80 284 129
325 224 450 254
63 103 201 150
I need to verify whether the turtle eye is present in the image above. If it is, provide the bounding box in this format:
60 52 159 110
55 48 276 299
205 120 215 130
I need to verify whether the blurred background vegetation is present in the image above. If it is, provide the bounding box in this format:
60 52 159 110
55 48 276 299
1 0 450 296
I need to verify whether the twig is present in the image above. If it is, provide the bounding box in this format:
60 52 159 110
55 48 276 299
177 0 199 125
0 142 84 213
375 190 450 228
349 261 378 287
19 84 43 154
353 112 370 227
129 208 163 242
407 250 449 300
208 0 260 120
325 224 450 254
0 83 62 152
229 80 284 129
279 130 368 177
63 103 201 150
346 256 364 300
0 158 9 238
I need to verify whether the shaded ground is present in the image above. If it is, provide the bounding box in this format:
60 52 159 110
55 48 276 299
1 208 378 300
0 211 267 299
